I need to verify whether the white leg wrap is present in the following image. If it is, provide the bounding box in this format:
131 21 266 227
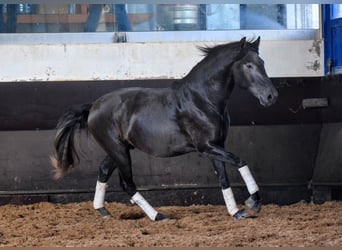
93 181 107 209
130 192 158 221
222 188 239 216
239 165 259 194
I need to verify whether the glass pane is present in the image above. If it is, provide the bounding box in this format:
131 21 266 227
332 4 342 19
0 3 319 33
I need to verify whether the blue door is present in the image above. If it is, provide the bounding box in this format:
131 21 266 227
324 4 342 74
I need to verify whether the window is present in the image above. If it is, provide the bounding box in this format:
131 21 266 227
0 3 320 43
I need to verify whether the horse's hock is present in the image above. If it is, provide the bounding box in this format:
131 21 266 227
1 76 342 205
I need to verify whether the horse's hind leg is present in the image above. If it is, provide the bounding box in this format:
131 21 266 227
90 127 166 221
115 148 167 221
93 156 117 218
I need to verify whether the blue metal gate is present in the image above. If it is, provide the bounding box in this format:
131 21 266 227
323 4 342 75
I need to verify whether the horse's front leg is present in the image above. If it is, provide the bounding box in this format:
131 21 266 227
238 165 262 213
204 144 262 214
212 160 249 220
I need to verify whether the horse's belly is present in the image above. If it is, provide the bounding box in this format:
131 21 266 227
140 145 194 158
142 135 193 157
127 121 193 157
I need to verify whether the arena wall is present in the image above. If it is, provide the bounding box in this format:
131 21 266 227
1 76 342 206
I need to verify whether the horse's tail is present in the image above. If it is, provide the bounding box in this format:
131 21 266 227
50 103 92 180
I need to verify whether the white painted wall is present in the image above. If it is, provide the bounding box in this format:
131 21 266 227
0 39 323 82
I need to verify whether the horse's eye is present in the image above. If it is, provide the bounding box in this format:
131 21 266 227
246 64 253 69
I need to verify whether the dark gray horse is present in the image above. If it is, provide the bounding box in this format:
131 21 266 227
51 37 278 221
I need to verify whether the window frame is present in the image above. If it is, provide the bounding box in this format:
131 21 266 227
0 2 322 44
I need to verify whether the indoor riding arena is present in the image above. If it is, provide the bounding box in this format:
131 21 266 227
1 2 342 247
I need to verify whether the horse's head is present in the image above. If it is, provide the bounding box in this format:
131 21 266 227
232 37 278 107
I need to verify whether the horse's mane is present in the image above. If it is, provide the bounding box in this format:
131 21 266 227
197 37 259 57
180 37 260 85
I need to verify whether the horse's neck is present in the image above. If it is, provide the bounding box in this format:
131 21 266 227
186 64 235 106
185 49 237 88
174 72 234 119
176 48 239 114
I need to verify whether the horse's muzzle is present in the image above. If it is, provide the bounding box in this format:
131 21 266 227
260 87 278 107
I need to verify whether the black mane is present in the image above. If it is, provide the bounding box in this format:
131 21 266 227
197 37 259 58
197 41 240 57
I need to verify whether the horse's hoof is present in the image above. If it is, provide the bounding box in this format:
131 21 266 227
245 196 262 213
233 209 249 220
155 213 168 221
97 207 111 218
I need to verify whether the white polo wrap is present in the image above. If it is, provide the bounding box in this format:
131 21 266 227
93 181 107 209
130 192 158 221
222 188 239 216
239 165 259 194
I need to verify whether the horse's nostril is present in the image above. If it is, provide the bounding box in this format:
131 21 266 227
267 94 273 101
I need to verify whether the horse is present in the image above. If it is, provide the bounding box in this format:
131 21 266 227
51 37 278 221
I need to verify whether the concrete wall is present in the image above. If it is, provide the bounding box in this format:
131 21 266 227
0 39 323 82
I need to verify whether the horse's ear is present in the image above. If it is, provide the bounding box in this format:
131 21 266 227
252 36 260 52
239 37 247 49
